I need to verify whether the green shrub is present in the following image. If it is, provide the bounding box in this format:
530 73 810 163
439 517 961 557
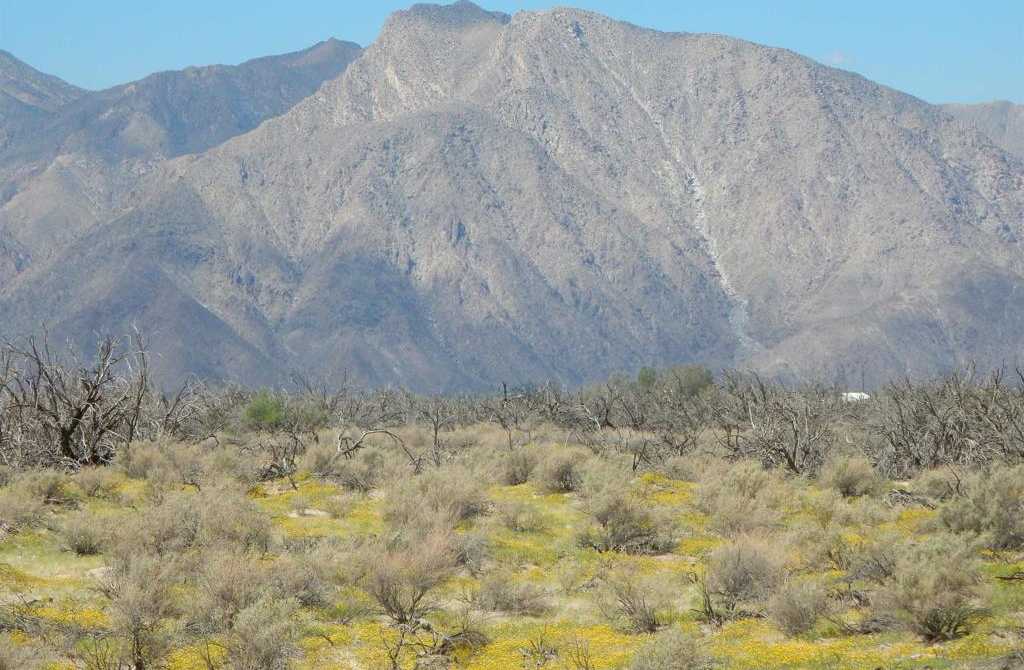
243 390 288 432
629 628 714 670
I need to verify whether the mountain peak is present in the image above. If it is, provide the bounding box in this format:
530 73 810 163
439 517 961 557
393 1 510 30
0 49 84 112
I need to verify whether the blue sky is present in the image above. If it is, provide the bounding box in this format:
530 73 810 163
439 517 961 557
2 1 1021 103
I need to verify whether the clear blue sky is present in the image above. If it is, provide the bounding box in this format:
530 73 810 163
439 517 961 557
2 1 1021 104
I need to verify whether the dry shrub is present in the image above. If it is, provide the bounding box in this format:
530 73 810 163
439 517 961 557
190 551 268 633
270 545 340 608
358 528 459 624
577 491 676 555
455 530 491 576
331 448 387 492
97 554 179 670
197 486 273 551
59 511 108 555
874 535 986 641
0 642 46 670
628 628 713 670
225 595 300 670
0 487 46 530
0 465 11 489
913 468 962 502
20 469 76 505
475 569 549 616
497 500 547 533
706 537 786 615
697 461 784 537
535 447 590 493
117 492 201 556
595 568 668 634
384 465 488 527
769 579 828 636
500 448 538 486
819 455 882 497
74 466 121 499
940 465 1024 549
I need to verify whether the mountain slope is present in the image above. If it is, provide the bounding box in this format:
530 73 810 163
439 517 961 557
2 3 1022 389
0 39 362 285
943 101 1024 159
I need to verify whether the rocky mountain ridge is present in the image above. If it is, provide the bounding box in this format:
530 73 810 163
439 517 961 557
1 2 1022 390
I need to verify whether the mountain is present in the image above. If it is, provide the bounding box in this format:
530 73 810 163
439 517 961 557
943 101 1024 159
0 39 362 285
0 50 83 152
2 2 1022 390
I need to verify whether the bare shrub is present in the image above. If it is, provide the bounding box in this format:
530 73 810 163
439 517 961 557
190 551 268 633
706 537 785 615
819 455 882 497
475 570 549 616
697 461 784 537
270 545 340 608
769 579 828 636
628 629 713 670
0 487 46 530
197 486 273 551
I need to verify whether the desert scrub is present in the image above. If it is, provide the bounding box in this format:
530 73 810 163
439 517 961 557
384 464 489 526
705 536 786 616
225 595 300 670
874 534 987 641
497 500 547 533
819 455 883 498
535 446 591 493
768 579 829 636
500 448 539 485
629 628 714 670
73 466 122 499
594 567 670 634
577 489 677 555
697 461 785 536
940 464 1024 549
58 510 108 555
475 569 550 616
357 527 459 624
